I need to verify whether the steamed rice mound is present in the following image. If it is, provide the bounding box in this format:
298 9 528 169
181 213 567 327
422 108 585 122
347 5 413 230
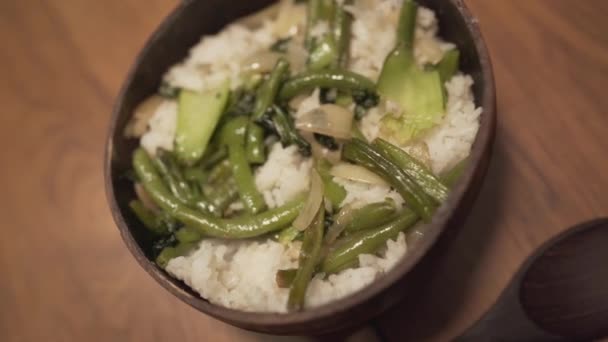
136 0 483 312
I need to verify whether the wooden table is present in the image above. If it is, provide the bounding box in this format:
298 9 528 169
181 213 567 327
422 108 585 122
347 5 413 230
1 1 607 341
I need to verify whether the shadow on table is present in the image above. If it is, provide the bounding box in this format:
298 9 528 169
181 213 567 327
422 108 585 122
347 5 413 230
370 130 511 341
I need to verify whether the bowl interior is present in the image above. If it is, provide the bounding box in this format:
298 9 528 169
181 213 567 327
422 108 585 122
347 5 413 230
106 0 494 334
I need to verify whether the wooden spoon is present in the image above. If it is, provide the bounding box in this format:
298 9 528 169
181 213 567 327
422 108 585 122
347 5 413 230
457 218 608 341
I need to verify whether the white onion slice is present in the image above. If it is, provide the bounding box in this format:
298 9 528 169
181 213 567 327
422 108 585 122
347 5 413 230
134 183 158 211
242 51 283 74
323 204 355 246
293 169 324 231
295 104 354 139
330 163 389 186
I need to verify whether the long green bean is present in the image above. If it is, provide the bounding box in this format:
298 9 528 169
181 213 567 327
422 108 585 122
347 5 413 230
343 200 398 233
222 117 267 214
343 139 436 221
288 207 324 311
251 58 290 122
320 161 466 274
332 4 352 67
278 70 376 101
245 122 266 164
374 138 449 203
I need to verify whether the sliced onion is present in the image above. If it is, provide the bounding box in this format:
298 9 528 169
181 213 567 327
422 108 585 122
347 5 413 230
330 163 389 186
242 51 283 74
323 204 355 246
124 95 164 137
286 39 307 73
295 104 354 140
134 183 158 211
293 169 324 231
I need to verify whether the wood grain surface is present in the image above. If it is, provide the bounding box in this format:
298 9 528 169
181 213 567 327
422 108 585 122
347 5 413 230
1 1 606 341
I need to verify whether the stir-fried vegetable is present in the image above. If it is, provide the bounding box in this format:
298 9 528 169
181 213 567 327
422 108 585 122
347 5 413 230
292 169 325 231
123 0 473 311
175 83 230 165
278 226 302 244
377 0 445 144
128 200 174 236
133 148 304 239
332 3 352 68
222 117 267 214
316 158 347 210
156 241 198 268
321 209 418 274
343 200 398 233
321 160 467 274
288 206 325 311
295 104 354 139
245 122 266 164
373 138 449 203
343 139 436 221
279 69 376 101
175 226 203 244
252 58 290 122
330 162 389 186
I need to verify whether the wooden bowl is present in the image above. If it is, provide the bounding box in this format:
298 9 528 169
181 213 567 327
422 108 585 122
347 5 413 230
104 0 496 335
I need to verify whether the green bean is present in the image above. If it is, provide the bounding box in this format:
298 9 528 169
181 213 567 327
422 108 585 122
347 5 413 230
288 208 324 311
440 157 468 188
276 269 298 288
175 226 203 244
308 35 338 71
374 138 449 203
156 242 198 268
278 226 302 244
222 117 267 214
320 161 465 274
343 139 436 221
251 58 290 122
245 122 266 164
322 209 418 274
133 148 304 239
332 4 352 67
279 70 376 101
152 150 193 204
305 0 335 48
316 158 346 210
129 200 168 235
344 200 398 233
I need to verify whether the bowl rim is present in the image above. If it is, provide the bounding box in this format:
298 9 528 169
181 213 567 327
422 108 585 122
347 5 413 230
104 0 496 331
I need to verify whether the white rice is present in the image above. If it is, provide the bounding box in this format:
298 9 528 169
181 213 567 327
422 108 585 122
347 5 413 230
140 100 178 156
255 142 313 208
135 0 483 312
